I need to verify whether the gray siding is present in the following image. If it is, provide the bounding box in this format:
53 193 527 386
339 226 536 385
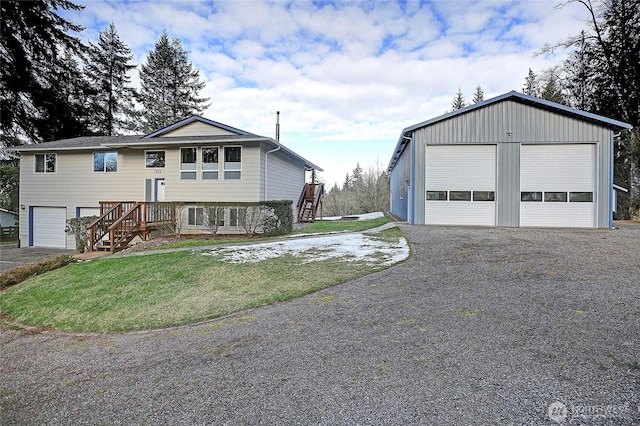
263 146 305 201
496 143 520 226
389 142 411 221
405 99 614 227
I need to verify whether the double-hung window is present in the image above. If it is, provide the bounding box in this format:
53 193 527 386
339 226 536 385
202 147 219 180
180 148 197 180
35 153 56 173
224 147 241 180
94 152 118 172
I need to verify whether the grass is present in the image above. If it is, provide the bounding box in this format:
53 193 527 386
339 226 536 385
145 216 390 251
0 228 406 332
294 216 390 234
147 236 261 250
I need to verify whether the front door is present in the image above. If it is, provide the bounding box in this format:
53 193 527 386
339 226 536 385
155 179 166 202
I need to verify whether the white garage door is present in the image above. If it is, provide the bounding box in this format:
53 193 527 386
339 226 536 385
425 145 496 226
33 207 67 248
520 144 595 228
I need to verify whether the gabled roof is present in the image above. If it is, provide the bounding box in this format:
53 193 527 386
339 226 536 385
388 91 633 171
5 116 322 171
144 115 255 138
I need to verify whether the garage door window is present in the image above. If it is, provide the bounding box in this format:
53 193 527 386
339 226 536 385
426 191 447 200
521 192 542 202
473 191 495 201
544 192 568 202
449 191 471 201
35 153 56 173
570 192 593 202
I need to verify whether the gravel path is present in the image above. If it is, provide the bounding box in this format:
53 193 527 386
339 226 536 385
1 223 639 425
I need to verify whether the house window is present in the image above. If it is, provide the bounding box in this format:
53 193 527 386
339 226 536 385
181 148 197 180
188 207 204 226
544 192 568 202
202 147 219 180
229 208 239 227
570 192 593 202
93 152 118 172
521 192 542 202
224 146 241 180
35 153 56 173
426 191 447 201
146 151 165 168
449 191 471 201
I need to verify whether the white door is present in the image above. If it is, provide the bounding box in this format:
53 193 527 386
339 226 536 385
32 207 67 248
156 179 166 202
425 145 496 226
520 144 595 227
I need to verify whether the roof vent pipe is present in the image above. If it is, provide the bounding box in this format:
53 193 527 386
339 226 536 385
276 110 280 143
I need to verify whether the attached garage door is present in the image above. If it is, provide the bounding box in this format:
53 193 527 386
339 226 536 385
425 145 496 226
32 207 67 248
520 144 595 228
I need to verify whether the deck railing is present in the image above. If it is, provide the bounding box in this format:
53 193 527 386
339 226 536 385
107 203 142 251
88 201 177 251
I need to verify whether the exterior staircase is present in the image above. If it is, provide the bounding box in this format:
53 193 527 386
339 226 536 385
87 202 175 252
297 183 324 223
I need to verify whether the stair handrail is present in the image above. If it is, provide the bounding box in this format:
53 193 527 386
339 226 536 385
87 203 123 252
312 183 325 221
108 203 142 252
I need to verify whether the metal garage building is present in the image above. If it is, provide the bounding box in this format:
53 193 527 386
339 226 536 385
388 91 632 228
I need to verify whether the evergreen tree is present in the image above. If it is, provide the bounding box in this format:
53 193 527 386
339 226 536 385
138 31 210 132
539 68 565 104
522 68 538 96
1 0 86 145
450 86 466 110
85 22 137 136
552 0 640 217
38 48 94 141
472 84 484 103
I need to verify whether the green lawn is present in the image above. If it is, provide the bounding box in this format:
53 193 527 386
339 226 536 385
293 216 389 234
0 227 406 332
146 216 390 250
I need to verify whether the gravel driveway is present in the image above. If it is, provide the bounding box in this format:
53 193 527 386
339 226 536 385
1 223 639 425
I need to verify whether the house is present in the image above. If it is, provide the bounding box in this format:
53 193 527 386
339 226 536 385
387 91 632 228
11 115 323 249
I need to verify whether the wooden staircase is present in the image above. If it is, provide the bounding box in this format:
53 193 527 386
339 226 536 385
297 183 324 223
87 202 175 252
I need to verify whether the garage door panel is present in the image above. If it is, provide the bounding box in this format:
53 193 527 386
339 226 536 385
520 144 595 228
426 201 495 226
425 145 496 226
426 145 496 189
521 203 594 228
521 144 595 191
33 207 67 248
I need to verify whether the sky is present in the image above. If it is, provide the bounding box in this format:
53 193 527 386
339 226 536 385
61 0 592 188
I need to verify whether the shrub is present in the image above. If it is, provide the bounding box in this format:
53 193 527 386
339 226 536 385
0 255 75 289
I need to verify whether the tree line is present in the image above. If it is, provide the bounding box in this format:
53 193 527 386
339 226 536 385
322 163 390 217
447 0 639 218
0 0 210 212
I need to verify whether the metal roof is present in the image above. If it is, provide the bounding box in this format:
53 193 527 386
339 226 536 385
387 91 633 171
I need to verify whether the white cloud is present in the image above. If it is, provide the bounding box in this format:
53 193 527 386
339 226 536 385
60 0 593 187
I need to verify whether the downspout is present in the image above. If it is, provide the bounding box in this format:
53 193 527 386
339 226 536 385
264 111 282 200
610 131 620 228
